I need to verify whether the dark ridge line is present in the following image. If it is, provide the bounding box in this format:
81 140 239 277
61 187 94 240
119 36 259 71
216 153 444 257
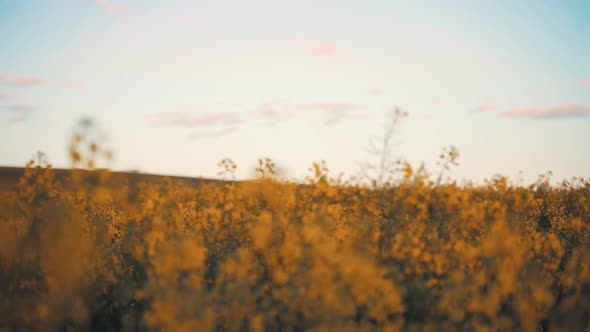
0 166 230 192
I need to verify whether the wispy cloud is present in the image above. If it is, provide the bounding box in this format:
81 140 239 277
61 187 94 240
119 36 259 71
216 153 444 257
368 88 383 96
582 78 590 87
0 73 44 87
296 102 366 125
499 103 590 119
252 100 363 116
150 111 244 127
324 111 375 125
170 14 190 24
7 104 36 112
189 112 243 126
431 98 444 107
4 104 37 122
305 43 337 56
95 0 140 15
153 99 367 132
1 73 87 89
472 103 497 113
251 99 367 126
249 99 296 127
169 13 204 29
188 127 238 139
250 99 292 119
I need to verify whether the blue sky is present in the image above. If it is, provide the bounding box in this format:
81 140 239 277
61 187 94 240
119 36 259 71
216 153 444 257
1 0 589 183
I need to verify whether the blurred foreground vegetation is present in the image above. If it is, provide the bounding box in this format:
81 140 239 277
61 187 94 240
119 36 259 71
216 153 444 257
1 121 589 331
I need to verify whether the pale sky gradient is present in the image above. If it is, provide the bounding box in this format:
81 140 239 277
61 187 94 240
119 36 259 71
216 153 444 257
1 0 589 183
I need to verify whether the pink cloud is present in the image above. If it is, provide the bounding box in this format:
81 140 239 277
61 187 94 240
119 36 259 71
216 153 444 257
9 76 44 85
170 14 190 24
499 103 590 119
582 78 590 87
369 88 384 96
305 43 337 56
472 103 497 113
432 98 444 107
353 55 375 66
189 112 243 126
10 112 29 122
0 74 44 86
62 81 86 89
95 0 140 15
188 127 238 139
167 13 204 30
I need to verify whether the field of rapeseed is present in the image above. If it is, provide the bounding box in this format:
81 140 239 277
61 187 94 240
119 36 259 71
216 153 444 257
1 122 589 332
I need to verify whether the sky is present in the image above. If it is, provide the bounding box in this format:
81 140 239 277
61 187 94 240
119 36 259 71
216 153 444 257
1 0 589 183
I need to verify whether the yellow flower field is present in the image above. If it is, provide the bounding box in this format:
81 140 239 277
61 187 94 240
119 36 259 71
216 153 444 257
1 128 589 332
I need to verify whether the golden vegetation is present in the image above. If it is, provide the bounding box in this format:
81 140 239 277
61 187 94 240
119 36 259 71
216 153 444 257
1 120 589 331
